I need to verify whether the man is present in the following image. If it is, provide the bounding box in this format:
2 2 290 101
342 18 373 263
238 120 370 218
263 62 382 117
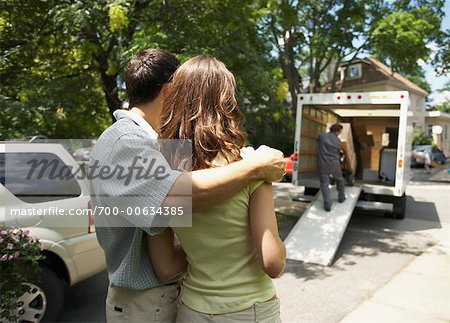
89 49 285 322
317 123 346 211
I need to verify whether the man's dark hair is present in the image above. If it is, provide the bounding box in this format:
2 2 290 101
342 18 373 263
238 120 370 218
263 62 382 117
330 123 343 133
125 49 180 107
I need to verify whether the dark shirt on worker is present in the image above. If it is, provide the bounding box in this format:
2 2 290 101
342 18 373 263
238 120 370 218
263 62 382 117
317 132 341 166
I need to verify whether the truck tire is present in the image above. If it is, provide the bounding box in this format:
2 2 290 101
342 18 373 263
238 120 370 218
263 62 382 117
392 194 406 220
17 266 66 322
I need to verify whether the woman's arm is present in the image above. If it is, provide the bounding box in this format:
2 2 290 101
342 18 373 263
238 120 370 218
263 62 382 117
146 229 187 282
249 182 286 278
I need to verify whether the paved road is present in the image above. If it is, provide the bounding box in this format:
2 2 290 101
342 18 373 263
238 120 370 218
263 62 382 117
58 172 449 323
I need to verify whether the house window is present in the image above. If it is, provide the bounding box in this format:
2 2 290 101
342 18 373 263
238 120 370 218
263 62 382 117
346 64 362 80
427 124 434 137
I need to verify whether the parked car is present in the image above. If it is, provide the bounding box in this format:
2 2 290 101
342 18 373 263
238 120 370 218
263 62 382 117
0 142 106 322
411 145 446 168
283 153 297 182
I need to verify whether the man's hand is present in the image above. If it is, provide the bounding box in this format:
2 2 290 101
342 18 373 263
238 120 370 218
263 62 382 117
247 145 286 182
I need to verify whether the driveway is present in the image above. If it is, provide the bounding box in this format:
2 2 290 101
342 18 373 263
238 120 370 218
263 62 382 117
59 173 449 322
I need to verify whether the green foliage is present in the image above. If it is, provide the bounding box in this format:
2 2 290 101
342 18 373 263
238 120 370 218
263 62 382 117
0 0 446 151
0 0 111 140
405 74 432 94
412 128 432 146
109 4 129 32
0 228 44 321
429 81 450 113
440 80 450 92
371 5 442 74
430 101 450 113
433 29 450 76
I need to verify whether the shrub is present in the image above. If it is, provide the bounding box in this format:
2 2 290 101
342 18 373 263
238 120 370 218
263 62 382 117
0 228 44 321
412 128 432 146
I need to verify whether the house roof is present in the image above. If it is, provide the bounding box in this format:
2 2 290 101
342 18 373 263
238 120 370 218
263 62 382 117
322 58 429 97
426 110 450 120
367 58 429 97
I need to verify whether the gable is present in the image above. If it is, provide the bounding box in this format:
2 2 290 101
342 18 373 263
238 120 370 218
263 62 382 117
321 58 428 97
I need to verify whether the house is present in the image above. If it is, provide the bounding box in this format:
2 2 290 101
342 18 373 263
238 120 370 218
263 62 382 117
425 110 450 156
322 57 450 155
321 57 428 130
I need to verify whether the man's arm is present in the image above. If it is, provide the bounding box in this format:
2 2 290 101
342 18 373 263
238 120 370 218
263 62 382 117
163 145 285 211
147 228 187 282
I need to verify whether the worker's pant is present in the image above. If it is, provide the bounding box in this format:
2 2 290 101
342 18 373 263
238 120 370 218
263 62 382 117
318 163 345 208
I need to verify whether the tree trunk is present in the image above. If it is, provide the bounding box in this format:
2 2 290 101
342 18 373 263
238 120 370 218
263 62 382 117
280 36 302 119
97 53 120 121
330 56 342 92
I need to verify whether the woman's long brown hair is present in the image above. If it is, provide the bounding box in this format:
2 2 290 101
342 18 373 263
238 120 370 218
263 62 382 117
160 55 246 170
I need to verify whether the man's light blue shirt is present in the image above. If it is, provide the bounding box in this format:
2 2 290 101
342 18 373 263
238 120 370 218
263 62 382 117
90 110 181 290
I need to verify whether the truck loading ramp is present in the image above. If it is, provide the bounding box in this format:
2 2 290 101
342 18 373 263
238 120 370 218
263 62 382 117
284 186 361 266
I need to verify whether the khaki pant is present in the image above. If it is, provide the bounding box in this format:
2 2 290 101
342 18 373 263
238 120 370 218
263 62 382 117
176 298 281 323
106 284 180 323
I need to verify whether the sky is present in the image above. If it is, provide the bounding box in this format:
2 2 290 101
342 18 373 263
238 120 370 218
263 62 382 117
424 0 450 104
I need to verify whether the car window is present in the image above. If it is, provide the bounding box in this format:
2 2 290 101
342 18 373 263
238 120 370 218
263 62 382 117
1 152 82 203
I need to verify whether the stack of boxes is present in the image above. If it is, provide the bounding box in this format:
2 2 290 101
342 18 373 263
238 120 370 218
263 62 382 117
353 124 376 180
354 124 374 169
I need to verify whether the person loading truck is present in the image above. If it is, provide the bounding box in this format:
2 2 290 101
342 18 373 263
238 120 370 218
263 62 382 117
317 123 346 211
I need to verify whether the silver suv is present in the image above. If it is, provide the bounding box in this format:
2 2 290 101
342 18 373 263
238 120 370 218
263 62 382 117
0 142 106 322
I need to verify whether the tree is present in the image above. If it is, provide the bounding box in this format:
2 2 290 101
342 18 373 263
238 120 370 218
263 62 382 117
405 71 432 95
260 0 444 114
1 0 287 143
0 0 111 139
429 81 450 113
260 0 388 115
433 29 450 76
370 0 444 75
431 101 450 113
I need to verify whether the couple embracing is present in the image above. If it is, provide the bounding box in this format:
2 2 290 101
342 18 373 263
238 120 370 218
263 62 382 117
90 49 286 323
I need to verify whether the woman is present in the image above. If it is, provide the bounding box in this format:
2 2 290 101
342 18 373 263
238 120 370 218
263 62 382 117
158 55 286 322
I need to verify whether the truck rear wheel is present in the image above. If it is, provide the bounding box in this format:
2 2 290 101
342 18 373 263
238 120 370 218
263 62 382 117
392 194 406 220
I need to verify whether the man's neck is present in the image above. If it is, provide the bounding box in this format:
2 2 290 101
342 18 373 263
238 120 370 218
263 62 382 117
129 105 160 131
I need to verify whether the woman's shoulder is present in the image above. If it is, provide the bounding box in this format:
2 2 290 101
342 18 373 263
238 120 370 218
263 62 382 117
247 180 265 196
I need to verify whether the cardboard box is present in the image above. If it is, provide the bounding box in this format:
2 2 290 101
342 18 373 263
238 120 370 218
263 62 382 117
360 148 372 169
354 124 368 136
327 123 355 157
371 146 381 170
356 134 375 148
345 151 357 175
352 118 399 171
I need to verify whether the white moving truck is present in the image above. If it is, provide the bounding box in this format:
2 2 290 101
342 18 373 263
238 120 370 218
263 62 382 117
292 91 413 219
